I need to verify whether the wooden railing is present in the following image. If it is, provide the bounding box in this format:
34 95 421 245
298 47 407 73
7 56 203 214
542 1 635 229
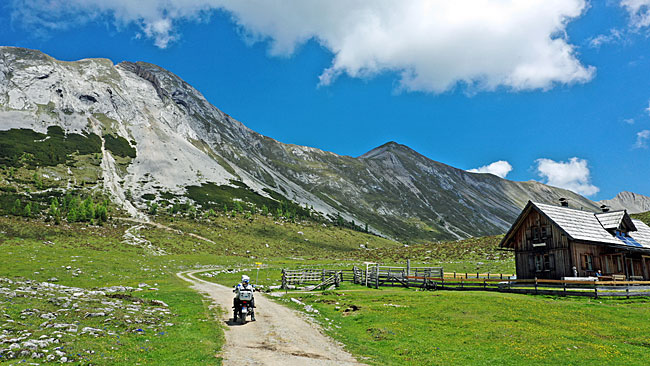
281 266 650 297
361 264 444 289
408 277 650 298
281 269 352 289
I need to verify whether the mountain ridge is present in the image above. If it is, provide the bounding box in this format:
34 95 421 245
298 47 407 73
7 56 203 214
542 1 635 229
0 46 602 242
599 191 650 214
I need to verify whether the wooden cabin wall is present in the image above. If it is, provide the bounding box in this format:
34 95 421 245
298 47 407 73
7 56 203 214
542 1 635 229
570 242 607 277
511 209 570 279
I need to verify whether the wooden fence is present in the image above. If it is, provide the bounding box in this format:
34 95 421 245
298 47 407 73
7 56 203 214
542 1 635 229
354 264 444 289
408 277 650 298
281 269 353 289
281 265 650 297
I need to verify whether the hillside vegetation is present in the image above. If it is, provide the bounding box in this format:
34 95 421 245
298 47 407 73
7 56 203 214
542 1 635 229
631 211 650 225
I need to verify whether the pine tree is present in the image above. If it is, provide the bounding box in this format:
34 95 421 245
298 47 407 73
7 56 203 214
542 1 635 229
23 203 32 217
11 199 21 216
67 207 77 222
336 213 344 227
148 202 158 215
96 204 108 223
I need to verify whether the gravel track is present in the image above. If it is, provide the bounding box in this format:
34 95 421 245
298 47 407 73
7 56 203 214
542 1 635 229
177 270 364 366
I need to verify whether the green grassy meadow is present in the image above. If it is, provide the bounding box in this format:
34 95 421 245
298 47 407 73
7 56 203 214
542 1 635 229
2 211 650 365
276 285 650 365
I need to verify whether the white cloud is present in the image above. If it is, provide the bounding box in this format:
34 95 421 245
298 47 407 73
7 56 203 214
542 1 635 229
624 118 635 124
621 0 650 28
635 129 650 148
588 28 623 48
467 160 513 179
10 0 595 93
535 157 599 196
645 100 650 116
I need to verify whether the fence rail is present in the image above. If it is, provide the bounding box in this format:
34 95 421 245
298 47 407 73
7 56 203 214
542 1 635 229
281 265 650 298
405 277 650 298
281 269 353 289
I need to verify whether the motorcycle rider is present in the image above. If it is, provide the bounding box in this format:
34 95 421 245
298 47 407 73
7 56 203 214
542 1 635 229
233 274 256 321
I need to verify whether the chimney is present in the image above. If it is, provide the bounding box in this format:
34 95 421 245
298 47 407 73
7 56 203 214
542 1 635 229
600 204 610 213
559 198 569 207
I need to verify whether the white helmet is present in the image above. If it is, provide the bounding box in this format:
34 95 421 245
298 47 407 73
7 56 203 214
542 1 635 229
242 275 250 284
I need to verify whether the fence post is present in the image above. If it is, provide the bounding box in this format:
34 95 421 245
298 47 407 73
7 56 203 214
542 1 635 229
375 263 380 289
477 272 479 279
322 269 326 282
487 272 490 279
626 286 630 299
500 273 503 280
407 259 411 276
594 286 598 299
281 269 286 290
534 277 538 295
454 272 456 279
465 272 468 279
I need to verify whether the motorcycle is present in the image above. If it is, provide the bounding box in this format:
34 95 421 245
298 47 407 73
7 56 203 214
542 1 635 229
233 288 255 324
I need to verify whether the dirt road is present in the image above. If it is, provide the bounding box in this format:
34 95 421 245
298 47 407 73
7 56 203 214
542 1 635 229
177 270 365 366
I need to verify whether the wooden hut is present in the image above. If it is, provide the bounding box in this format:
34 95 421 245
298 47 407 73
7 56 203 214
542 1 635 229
499 200 650 280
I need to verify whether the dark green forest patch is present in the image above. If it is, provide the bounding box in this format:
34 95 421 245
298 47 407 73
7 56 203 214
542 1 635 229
104 134 136 158
0 126 101 167
185 180 311 219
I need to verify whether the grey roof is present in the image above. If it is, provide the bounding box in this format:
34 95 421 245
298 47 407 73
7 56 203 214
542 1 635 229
594 211 625 230
532 202 650 249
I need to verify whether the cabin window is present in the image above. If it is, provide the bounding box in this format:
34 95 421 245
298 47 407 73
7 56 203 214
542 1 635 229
616 256 623 273
532 227 540 241
534 254 554 272
535 255 543 272
581 254 594 271
541 226 548 238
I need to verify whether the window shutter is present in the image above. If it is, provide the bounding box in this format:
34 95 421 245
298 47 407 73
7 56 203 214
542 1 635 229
581 254 586 270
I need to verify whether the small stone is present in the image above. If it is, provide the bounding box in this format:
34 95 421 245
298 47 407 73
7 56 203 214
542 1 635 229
150 300 168 307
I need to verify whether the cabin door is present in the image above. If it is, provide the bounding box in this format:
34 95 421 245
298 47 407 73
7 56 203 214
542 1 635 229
626 258 635 279
627 258 644 280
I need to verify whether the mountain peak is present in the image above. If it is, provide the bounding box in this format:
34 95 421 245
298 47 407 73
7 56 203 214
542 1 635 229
359 141 415 159
599 191 650 214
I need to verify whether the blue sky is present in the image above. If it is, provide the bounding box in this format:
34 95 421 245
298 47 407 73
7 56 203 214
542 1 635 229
1 1 649 200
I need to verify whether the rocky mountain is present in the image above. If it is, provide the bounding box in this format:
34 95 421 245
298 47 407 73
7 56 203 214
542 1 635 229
599 191 650 214
0 46 600 242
